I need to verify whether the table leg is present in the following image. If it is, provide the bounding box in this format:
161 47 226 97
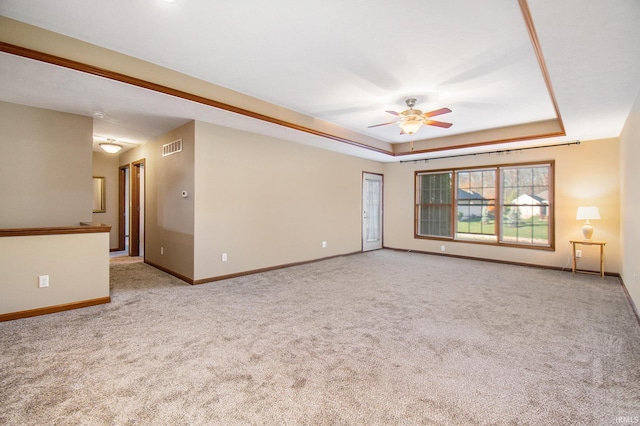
571 242 577 274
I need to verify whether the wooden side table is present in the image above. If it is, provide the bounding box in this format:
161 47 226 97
569 240 606 278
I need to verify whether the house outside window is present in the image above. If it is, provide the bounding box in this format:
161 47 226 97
415 161 553 249
456 169 496 242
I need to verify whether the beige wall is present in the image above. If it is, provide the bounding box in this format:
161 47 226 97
193 121 383 281
0 101 93 227
0 232 110 315
120 121 195 279
120 118 622 283
92 151 120 249
383 138 620 273
620 91 640 309
0 102 110 318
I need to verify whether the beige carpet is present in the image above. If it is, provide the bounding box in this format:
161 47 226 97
1 250 639 425
109 252 143 264
109 256 143 265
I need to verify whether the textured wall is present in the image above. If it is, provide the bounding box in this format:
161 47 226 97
0 232 110 315
92 151 120 249
120 121 195 280
383 138 621 273
193 121 383 281
620 92 640 310
0 101 93 227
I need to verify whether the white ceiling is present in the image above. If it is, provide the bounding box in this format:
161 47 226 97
0 0 639 161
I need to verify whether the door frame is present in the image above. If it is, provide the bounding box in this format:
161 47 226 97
118 165 129 252
130 159 145 257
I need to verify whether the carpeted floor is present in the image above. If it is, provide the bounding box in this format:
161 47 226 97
109 251 143 264
1 250 639 425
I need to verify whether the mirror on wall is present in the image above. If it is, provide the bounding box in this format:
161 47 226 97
93 176 106 213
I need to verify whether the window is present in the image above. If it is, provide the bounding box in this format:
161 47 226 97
415 162 553 249
500 165 551 245
456 169 496 242
416 172 452 238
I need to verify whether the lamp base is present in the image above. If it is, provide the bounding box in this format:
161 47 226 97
582 221 593 240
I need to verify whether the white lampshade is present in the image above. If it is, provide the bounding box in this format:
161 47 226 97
399 119 423 135
576 206 600 220
576 206 600 240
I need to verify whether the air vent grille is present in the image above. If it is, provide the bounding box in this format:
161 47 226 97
162 139 183 157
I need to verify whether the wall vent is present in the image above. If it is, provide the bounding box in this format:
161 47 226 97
162 139 183 157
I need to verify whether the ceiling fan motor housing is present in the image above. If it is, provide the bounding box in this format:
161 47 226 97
402 109 423 117
402 99 422 116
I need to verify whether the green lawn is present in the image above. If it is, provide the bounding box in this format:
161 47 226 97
457 217 549 241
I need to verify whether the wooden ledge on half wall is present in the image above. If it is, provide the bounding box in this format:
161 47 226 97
0 222 111 237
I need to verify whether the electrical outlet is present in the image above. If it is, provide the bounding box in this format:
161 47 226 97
38 275 49 288
322 241 327 248
575 250 582 258
221 253 228 262
440 245 446 252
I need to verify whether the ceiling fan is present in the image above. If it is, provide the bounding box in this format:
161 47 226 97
368 98 453 135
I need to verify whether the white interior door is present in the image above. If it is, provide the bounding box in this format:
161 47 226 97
362 172 383 251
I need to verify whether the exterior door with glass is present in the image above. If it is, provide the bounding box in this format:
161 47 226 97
362 172 383 251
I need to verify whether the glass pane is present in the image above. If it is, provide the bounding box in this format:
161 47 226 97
456 169 496 241
419 205 451 237
417 172 452 237
500 165 551 246
364 179 381 242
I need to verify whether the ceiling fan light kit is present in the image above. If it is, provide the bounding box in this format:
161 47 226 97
369 98 453 136
399 119 423 135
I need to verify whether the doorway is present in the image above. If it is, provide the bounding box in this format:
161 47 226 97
362 172 383 251
119 160 145 257
118 165 129 252
130 160 145 257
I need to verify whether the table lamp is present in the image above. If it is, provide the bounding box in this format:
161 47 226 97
576 206 600 240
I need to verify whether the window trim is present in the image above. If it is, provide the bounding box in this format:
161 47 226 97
414 160 555 251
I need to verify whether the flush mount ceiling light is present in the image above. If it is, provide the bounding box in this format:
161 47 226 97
99 138 123 154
